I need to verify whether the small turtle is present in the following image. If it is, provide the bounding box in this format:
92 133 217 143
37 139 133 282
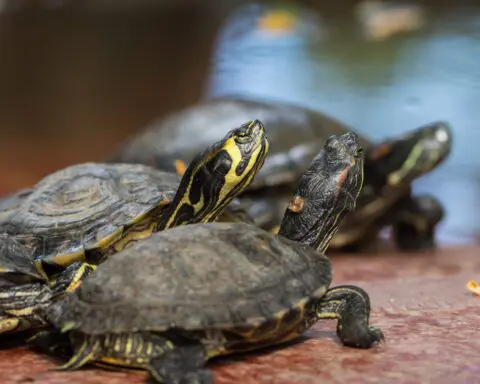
33 132 383 383
108 97 452 252
0 120 268 334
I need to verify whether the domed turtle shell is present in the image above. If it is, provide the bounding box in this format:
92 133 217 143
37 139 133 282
0 162 181 278
49 222 332 335
0 119 270 285
0 188 33 225
110 97 372 191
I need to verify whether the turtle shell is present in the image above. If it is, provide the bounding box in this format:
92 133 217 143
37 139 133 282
0 188 33 225
0 163 181 270
48 222 332 335
110 97 372 190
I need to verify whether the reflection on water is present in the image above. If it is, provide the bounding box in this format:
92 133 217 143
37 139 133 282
206 2 480 245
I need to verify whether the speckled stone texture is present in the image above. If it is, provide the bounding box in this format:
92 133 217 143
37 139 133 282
0 246 478 384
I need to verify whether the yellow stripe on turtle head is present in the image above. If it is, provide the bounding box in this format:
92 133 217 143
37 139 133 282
202 122 268 222
162 120 268 228
387 141 423 186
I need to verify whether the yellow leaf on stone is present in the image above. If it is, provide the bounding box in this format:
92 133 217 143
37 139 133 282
466 280 480 296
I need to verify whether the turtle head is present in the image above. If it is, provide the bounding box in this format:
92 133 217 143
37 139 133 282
278 132 364 253
366 121 452 187
159 120 269 228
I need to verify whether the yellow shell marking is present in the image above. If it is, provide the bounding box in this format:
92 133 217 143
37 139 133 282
113 339 122 353
41 249 85 268
229 298 310 348
124 337 134 355
97 357 144 369
146 342 153 356
93 226 125 249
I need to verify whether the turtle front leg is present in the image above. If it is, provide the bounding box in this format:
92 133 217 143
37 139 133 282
0 263 95 335
392 195 444 251
0 282 52 334
315 285 384 348
148 343 212 384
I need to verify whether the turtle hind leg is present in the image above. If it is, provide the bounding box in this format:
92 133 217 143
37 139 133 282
315 285 384 349
56 334 101 370
148 343 212 384
392 195 444 251
28 329 73 359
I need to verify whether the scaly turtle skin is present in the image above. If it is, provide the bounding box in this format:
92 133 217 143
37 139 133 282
32 132 383 384
0 120 268 334
109 97 452 252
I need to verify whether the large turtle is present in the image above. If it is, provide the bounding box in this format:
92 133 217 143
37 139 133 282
108 97 452 252
0 120 268 334
33 132 383 384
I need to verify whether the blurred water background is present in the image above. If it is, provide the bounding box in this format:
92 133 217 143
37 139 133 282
0 0 479 246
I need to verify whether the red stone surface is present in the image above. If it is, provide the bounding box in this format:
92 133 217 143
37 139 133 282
1 246 478 383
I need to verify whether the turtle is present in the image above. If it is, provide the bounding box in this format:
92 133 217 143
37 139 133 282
30 132 384 384
108 97 452 252
0 119 269 334
237 120 452 251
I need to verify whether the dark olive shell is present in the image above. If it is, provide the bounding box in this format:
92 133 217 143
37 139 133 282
0 188 33 225
48 222 332 335
0 163 180 265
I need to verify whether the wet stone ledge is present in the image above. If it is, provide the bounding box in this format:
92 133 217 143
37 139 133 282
0 246 478 383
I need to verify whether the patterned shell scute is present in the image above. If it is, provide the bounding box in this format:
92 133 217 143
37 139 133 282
0 163 180 260
50 222 333 335
0 188 32 226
